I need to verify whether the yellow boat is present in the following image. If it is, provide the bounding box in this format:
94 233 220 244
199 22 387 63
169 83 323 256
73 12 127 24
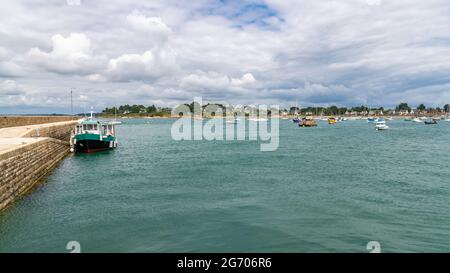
328 117 337 124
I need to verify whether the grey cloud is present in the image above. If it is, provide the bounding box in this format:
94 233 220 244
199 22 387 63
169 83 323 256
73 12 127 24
1 0 450 113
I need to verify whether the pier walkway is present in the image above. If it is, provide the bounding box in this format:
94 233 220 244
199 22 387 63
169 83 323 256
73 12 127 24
0 120 79 154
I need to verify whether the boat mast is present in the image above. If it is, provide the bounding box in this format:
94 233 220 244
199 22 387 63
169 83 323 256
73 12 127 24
70 88 73 116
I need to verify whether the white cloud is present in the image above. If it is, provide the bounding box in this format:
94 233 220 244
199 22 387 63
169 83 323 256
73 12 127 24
87 74 107 83
180 71 230 91
66 0 81 6
0 47 9 61
231 73 256 86
106 46 177 82
366 0 382 6
0 46 23 77
27 33 104 75
126 11 171 35
0 61 23 77
0 80 24 96
179 71 257 98
1 1 450 112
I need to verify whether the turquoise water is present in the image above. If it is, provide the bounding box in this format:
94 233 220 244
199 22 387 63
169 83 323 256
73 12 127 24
1 118 450 252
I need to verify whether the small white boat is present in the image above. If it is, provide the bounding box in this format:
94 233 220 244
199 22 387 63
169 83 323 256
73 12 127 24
375 121 389 130
226 118 240 124
249 118 268 122
412 118 422 123
110 120 122 125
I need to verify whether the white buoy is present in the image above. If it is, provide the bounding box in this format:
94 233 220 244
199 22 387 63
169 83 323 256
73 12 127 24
70 148 75 153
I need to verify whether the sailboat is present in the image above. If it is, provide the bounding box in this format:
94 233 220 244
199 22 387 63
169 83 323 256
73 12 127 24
111 106 122 125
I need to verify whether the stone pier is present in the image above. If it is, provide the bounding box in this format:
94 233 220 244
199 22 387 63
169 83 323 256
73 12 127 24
0 117 79 211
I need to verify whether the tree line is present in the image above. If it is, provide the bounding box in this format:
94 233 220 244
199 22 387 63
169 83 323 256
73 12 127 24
102 102 450 117
102 104 171 116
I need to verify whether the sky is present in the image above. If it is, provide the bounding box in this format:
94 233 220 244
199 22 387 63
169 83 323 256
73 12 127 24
1 0 450 114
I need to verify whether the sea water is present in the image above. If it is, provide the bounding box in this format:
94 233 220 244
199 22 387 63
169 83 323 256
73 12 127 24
1 119 449 252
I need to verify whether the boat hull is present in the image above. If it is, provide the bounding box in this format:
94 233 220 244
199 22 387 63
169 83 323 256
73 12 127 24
74 139 116 153
298 120 318 127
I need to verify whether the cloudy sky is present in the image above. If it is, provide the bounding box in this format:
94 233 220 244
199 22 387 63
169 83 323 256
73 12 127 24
1 0 450 114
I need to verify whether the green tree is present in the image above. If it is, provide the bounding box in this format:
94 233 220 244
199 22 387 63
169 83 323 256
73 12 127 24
417 104 426 111
147 105 157 113
396 103 410 111
289 107 300 115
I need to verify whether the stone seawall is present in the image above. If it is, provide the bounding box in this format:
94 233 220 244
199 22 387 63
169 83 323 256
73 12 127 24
0 116 77 129
22 121 76 142
0 120 78 211
0 138 69 211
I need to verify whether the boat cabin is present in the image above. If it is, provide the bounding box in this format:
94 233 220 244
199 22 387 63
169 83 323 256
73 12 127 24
75 120 115 136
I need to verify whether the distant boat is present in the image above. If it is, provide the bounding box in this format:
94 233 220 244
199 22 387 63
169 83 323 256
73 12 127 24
226 118 240 124
249 117 268 122
328 117 337 124
404 118 412 121
375 120 389 131
293 117 301 123
412 118 422 123
299 117 318 127
367 117 379 123
110 120 122 125
425 120 438 125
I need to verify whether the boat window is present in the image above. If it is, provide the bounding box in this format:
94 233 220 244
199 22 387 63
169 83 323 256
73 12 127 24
82 124 98 131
